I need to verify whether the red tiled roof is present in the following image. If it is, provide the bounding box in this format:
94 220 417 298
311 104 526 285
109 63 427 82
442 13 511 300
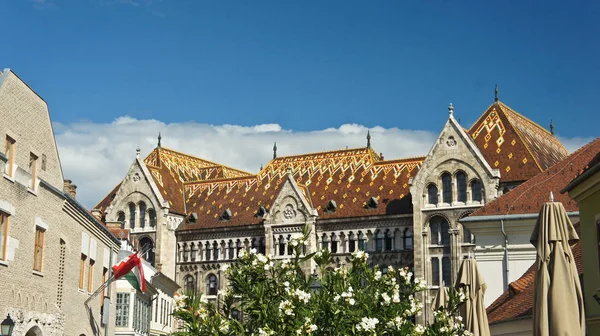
487 223 583 324
94 182 122 215
470 137 600 217
468 102 569 183
180 148 424 230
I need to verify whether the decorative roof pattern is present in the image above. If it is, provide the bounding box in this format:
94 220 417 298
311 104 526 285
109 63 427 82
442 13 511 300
487 223 582 324
471 137 600 217
181 148 424 229
469 102 569 183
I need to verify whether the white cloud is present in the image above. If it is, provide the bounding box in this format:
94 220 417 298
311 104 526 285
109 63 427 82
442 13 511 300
557 135 595 153
53 117 437 208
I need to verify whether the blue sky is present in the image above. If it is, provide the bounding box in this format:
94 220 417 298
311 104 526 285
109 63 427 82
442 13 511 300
2 0 599 136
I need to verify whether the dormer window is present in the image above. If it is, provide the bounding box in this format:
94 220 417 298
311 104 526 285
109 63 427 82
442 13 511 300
325 200 337 213
188 212 198 224
219 209 232 221
255 206 268 218
365 197 378 209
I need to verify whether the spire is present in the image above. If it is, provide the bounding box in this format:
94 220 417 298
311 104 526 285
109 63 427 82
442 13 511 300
448 103 454 116
136 146 141 159
366 130 371 149
494 84 499 102
550 119 555 136
260 164 263 171
273 142 277 159
157 132 162 147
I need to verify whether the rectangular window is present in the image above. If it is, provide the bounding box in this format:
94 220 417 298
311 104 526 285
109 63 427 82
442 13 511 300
0 212 8 261
442 257 452 286
33 227 45 271
88 259 95 292
101 267 108 311
79 254 87 289
29 152 38 189
41 154 47 171
4 136 15 177
431 257 440 286
116 293 130 327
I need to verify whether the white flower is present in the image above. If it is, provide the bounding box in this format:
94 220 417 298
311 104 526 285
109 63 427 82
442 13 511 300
355 317 379 332
279 300 294 316
293 289 311 303
284 281 290 287
290 239 298 247
250 248 257 254
258 327 274 336
351 250 369 261
257 254 268 263
347 298 355 305
219 321 229 333
414 324 425 334
374 270 382 280
380 292 391 305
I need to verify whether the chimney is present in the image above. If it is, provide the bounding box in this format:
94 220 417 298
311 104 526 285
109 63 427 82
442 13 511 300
380 152 384 160
90 209 103 221
64 179 77 198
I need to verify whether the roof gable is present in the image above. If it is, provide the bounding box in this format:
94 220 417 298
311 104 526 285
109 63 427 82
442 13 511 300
470 137 600 217
468 102 569 183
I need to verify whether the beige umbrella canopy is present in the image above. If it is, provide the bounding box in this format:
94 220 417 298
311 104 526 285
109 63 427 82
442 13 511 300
431 286 449 311
456 258 490 336
530 200 584 336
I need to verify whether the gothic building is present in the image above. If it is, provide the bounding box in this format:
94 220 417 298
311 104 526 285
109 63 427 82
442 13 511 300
93 91 569 319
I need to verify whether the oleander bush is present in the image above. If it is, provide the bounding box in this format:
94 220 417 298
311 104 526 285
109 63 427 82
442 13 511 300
172 226 471 336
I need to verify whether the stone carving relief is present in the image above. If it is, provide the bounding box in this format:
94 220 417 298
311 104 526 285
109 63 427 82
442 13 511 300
446 136 457 147
283 205 296 221
132 173 141 182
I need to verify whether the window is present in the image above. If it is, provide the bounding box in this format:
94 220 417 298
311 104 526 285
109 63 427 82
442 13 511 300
442 257 451 286
138 202 146 228
442 173 452 203
148 209 157 227
182 244 189 261
431 258 440 286
321 234 329 251
348 232 356 253
430 216 450 245
0 212 8 261
358 231 366 251
430 221 439 245
331 233 338 253
190 243 196 262
463 227 473 244
207 274 218 295
116 293 130 327
287 236 293 255
79 254 87 289
205 243 211 261
456 172 467 202
259 237 266 254
228 241 234 259
471 180 483 202
88 259 95 292
29 152 38 189
117 212 126 229
384 230 393 251
102 267 108 311
41 154 47 171
213 242 219 260
428 184 438 205
33 227 45 271
375 231 384 252
237 240 243 256
139 237 154 266
128 203 136 229
403 229 413 250
441 221 450 245
184 275 195 294
4 136 15 177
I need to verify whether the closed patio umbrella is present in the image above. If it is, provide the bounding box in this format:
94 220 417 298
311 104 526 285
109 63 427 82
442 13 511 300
455 258 490 336
431 286 449 311
531 199 584 336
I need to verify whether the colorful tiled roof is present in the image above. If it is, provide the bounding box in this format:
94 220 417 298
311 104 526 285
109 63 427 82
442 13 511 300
94 182 122 214
470 137 600 217
180 148 424 229
487 223 582 324
469 102 569 183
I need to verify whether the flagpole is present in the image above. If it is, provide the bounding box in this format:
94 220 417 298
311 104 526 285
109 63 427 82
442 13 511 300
84 245 153 307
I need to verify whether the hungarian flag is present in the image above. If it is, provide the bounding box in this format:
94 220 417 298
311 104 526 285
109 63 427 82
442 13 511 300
112 252 146 293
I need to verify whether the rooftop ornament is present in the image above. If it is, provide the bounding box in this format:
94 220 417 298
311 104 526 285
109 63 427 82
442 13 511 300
273 142 277 159
367 130 371 149
495 84 499 102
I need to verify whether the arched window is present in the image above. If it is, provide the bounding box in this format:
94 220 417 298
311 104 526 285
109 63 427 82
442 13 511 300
287 235 294 256
441 221 450 245
442 257 451 286
237 240 243 256
472 180 483 202
358 231 366 251
431 257 440 286
375 230 384 252
182 244 189 261
139 202 146 228
456 172 467 202
430 220 440 245
403 229 413 250
442 173 452 203
205 242 211 261
259 237 266 254
278 236 286 256
206 274 218 296
228 241 234 259
190 243 196 262
384 230 393 251
128 202 136 229
321 234 329 251
428 184 438 205
330 233 338 253
212 242 219 260
251 238 259 251
148 209 157 227
342 232 352 254
183 275 196 295
430 216 450 245
117 211 125 229
139 237 155 266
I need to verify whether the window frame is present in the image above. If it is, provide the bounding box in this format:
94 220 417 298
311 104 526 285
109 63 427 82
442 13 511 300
427 184 438 205
471 180 483 202
442 173 453 204
29 152 38 190
79 254 87 289
456 171 467 203
33 226 45 272
4 136 15 177
207 274 218 296
116 292 131 327
88 259 95 292
0 212 8 261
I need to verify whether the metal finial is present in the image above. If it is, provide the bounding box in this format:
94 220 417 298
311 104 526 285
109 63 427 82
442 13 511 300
494 84 499 102
550 120 555 136
273 142 277 159
549 191 554 202
366 130 371 149
158 132 162 147
260 164 263 171
448 103 454 115
136 146 141 159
